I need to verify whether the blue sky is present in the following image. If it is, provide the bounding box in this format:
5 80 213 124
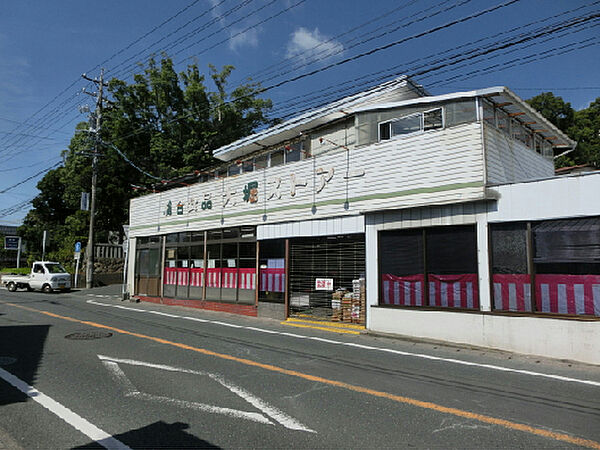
1 0 599 225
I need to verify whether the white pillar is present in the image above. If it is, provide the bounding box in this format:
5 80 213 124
476 213 491 311
365 219 379 329
127 237 137 296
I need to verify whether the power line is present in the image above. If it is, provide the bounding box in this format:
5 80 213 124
102 140 162 181
253 0 471 86
178 0 306 63
266 5 600 118
89 0 204 74
0 161 63 194
255 0 521 96
110 0 256 79
240 0 424 83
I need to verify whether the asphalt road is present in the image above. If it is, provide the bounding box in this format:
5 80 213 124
0 286 599 449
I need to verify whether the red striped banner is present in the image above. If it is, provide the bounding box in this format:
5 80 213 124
260 268 285 292
428 273 479 309
221 268 238 289
206 268 221 288
164 268 190 286
493 274 531 312
238 268 256 290
536 274 600 316
189 268 204 287
381 274 425 306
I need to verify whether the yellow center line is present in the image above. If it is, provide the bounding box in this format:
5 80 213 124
6 301 600 449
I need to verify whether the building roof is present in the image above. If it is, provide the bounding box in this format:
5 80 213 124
213 83 575 163
213 76 427 162
351 86 575 150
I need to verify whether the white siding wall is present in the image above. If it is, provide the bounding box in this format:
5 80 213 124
486 172 600 221
366 201 487 230
130 123 486 237
258 215 364 240
484 125 554 184
310 118 356 155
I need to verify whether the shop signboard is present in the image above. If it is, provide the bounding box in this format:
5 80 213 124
315 278 334 291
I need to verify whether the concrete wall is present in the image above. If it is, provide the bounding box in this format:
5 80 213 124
369 307 600 365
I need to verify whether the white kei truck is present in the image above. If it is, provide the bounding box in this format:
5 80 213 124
1 261 72 293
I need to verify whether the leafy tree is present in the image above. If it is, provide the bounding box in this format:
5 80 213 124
19 56 275 266
526 92 575 131
527 93 600 169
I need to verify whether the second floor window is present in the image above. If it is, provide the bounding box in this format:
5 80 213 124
379 108 443 142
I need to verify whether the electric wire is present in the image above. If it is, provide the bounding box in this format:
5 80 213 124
89 0 204 75
252 0 472 86
266 7 600 118
0 161 63 195
178 0 307 63
109 0 257 79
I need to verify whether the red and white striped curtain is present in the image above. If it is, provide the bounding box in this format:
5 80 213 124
535 274 600 316
428 273 479 309
493 274 531 312
381 274 424 306
260 268 285 293
189 268 204 287
238 268 256 290
164 267 191 286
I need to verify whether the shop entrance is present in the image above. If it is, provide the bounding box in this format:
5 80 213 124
288 234 366 324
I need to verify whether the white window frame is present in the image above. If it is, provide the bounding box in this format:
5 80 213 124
377 107 444 142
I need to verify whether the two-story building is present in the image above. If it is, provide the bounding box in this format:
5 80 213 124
126 76 600 364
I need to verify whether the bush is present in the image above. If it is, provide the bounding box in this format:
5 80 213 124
0 267 31 275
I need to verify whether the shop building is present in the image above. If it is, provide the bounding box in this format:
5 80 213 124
127 76 600 364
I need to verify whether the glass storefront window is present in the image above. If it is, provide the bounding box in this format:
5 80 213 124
379 225 478 310
490 222 531 312
259 239 285 304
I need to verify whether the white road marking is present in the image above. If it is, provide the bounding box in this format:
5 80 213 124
99 355 315 433
87 299 600 388
0 366 130 450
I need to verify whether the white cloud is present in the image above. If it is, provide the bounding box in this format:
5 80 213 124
229 28 260 51
285 27 344 64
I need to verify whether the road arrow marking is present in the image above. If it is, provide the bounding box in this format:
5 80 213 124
98 355 315 433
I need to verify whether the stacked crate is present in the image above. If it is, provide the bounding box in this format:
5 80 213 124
342 293 353 322
331 289 344 322
352 278 366 325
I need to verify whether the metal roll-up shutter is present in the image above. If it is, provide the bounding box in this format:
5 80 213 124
289 234 365 321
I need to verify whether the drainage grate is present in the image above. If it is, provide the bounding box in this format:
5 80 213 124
0 356 17 366
65 330 113 340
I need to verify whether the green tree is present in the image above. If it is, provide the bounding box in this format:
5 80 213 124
527 93 600 168
19 56 275 264
526 92 575 131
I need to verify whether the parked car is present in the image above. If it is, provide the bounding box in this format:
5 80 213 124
2 261 71 293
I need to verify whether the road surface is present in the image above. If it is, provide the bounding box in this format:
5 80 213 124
0 287 599 449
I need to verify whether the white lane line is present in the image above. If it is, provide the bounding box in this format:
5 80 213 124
98 355 314 432
86 300 600 388
0 366 130 450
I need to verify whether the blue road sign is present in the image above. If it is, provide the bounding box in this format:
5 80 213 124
4 236 20 250
75 241 82 253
